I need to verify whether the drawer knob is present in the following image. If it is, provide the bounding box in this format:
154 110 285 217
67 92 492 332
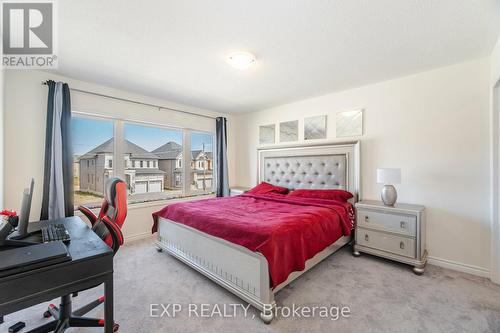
364 216 369 222
400 241 405 249
400 221 406 229
365 234 369 241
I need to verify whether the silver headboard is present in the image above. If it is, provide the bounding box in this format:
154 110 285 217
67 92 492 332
258 142 360 199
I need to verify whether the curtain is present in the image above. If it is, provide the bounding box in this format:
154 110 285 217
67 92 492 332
215 117 229 197
40 81 73 220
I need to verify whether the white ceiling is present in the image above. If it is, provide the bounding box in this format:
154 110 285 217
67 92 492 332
56 0 500 113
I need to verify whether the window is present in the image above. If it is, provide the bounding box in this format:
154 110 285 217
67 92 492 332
71 114 214 208
190 132 214 194
124 123 183 204
72 117 114 209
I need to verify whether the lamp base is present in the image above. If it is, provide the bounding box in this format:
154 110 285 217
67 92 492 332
381 185 397 206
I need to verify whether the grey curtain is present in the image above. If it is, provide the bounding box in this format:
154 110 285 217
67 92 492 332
40 81 74 220
216 117 229 197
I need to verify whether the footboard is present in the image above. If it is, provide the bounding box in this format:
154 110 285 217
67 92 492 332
156 218 276 314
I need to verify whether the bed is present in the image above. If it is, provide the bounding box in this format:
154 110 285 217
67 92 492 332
153 142 360 323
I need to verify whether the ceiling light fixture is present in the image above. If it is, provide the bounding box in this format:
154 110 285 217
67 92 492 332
226 51 256 70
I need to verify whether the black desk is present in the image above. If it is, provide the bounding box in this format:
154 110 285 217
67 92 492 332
0 216 114 333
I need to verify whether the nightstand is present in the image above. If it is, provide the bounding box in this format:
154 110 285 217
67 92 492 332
229 186 250 196
354 200 427 275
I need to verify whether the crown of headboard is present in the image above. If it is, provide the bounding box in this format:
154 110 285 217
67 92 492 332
257 142 360 199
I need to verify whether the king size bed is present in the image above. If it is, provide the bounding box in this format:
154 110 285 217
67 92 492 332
152 142 360 323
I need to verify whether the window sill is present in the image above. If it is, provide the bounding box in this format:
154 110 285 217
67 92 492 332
127 193 215 210
74 193 215 213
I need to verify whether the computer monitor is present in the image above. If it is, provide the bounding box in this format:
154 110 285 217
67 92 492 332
18 178 34 236
1 179 37 246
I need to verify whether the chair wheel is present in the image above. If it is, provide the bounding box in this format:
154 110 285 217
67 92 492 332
113 323 119 332
43 311 52 318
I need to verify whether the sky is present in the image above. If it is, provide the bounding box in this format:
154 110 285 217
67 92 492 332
72 117 214 156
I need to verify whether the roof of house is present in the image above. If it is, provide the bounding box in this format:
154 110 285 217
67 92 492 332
152 141 182 160
79 138 160 160
174 150 214 160
191 150 213 160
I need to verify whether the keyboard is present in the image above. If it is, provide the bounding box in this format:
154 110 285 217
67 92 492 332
41 224 71 243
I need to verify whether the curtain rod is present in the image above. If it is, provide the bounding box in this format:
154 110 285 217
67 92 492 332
42 81 217 120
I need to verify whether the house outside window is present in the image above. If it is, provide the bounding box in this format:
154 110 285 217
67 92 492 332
124 123 185 204
189 132 215 194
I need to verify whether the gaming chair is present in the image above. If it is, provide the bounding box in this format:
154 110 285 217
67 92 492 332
32 177 127 333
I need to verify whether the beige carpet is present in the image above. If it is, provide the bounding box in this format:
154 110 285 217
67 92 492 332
4 236 500 333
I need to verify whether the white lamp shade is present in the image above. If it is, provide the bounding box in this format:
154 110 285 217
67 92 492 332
377 168 401 184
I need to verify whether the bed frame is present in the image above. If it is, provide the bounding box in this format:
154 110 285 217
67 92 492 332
155 141 360 323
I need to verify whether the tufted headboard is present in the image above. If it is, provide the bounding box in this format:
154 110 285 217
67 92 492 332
258 142 360 200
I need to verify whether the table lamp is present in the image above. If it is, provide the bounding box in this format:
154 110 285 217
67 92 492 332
377 168 401 206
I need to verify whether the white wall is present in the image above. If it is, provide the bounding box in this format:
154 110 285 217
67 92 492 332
1 34 3 210
3 70 236 239
234 58 491 274
491 35 500 87
0 68 3 210
490 35 500 283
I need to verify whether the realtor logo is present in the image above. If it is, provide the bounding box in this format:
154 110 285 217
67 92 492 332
2 0 57 68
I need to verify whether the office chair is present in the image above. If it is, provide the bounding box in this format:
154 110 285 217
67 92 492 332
32 178 127 333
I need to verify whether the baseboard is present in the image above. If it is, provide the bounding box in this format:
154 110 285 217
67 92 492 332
428 256 490 278
125 231 153 242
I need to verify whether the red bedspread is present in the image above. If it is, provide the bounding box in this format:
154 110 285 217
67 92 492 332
152 193 354 288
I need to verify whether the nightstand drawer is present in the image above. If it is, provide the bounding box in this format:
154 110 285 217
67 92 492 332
357 228 416 258
357 209 416 236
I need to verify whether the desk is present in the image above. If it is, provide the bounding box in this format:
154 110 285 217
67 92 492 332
0 216 114 333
